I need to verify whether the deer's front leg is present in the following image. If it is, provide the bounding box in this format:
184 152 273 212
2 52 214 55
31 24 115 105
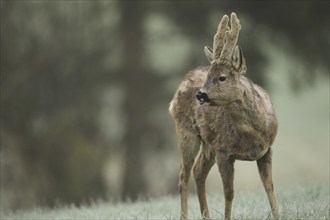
257 149 280 219
216 151 235 220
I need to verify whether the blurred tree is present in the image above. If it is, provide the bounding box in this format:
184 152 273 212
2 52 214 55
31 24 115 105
1 1 110 209
119 2 148 200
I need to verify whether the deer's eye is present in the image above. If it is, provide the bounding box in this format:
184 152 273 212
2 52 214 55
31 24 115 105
218 76 227 82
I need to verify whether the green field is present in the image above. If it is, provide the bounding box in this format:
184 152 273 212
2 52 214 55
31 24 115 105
2 183 329 220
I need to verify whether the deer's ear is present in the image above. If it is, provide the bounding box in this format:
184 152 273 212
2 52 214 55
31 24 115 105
204 46 213 63
232 45 247 74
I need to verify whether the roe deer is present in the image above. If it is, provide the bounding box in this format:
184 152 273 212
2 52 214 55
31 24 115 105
169 12 279 220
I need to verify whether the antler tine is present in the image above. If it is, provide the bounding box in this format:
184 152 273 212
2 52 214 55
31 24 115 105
212 14 230 61
219 12 241 63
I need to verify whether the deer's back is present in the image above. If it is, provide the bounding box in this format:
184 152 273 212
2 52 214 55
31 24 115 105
169 66 209 127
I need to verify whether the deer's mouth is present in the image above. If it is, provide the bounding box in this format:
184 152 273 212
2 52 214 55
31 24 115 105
198 98 211 105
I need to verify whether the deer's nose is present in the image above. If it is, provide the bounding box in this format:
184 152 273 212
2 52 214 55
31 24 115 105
196 91 210 105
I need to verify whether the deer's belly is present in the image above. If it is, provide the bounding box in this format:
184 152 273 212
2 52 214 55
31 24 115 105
226 142 269 161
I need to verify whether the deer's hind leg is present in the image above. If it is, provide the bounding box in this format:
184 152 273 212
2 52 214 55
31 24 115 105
257 149 280 219
177 127 201 220
193 143 215 219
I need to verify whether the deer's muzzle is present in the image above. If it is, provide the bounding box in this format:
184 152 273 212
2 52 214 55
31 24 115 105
196 91 210 105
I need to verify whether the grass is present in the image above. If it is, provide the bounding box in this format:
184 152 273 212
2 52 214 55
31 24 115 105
2 183 329 220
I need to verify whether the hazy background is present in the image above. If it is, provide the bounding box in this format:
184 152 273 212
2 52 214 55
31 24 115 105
1 0 329 213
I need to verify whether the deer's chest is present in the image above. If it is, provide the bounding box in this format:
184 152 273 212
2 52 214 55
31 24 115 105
196 107 237 147
195 107 268 161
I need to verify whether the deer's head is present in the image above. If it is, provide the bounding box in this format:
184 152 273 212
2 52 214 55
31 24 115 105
196 13 247 106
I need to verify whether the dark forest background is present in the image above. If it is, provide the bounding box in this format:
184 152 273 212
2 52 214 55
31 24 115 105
1 0 329 212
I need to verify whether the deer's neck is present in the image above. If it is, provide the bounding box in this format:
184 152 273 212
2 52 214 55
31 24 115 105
225 81 276 142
